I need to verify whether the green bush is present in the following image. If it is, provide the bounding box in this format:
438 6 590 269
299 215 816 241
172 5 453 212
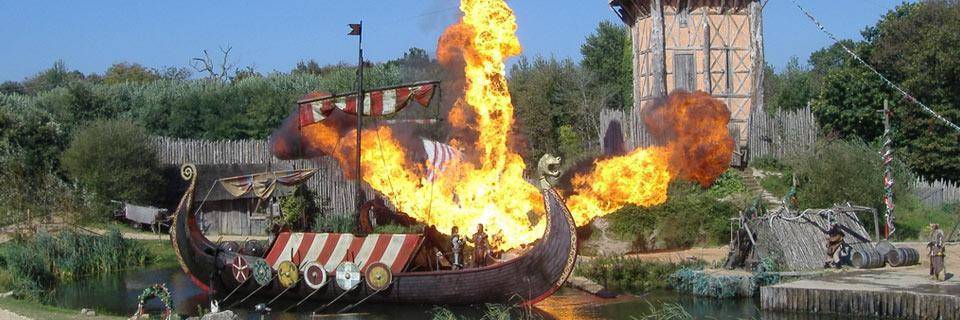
607 182 737 249
707 169 747 199
753 139 952 241
576 256 705 294
315 213 356 233
61 120 162 211
0 229 150 300
751 156 788 172
279 194 306 227
786 139 915 211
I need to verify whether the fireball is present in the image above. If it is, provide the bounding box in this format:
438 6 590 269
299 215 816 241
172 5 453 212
283 0 734 250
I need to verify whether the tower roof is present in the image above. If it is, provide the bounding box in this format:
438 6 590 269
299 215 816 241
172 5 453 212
610 0 758 25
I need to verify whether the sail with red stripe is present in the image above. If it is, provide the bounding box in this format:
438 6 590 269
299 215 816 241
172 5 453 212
422 139 461 182
264 232 422 274
298 82 438 127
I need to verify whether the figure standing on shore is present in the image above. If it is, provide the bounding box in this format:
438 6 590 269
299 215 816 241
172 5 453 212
824 217 845 269
470 224 489 268
928 223 946 281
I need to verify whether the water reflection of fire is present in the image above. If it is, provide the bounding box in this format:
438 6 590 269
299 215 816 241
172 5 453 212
270 0 734 251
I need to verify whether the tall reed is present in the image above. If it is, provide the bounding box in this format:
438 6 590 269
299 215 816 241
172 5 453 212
0 229 151 299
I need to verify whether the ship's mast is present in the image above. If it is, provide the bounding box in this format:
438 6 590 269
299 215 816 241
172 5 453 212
354 21 365 221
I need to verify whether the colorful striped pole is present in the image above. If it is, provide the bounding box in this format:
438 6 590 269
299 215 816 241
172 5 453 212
882 100 896 239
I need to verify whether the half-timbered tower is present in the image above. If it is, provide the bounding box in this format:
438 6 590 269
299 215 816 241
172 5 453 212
609 0 764 148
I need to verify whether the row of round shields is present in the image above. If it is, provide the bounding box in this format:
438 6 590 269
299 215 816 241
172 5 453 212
230 256 392 291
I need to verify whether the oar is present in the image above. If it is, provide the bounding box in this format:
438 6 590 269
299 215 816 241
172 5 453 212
336 284 389 314
226 280 271 310
265 283 297 307
218 276 250 304
281 286 323 313
311 285 357 315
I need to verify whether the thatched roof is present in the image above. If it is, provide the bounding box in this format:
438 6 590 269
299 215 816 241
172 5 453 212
746 205 877 271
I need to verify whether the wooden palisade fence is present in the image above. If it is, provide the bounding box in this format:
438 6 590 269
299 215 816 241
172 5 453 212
150 136 363 216
600 104 960 206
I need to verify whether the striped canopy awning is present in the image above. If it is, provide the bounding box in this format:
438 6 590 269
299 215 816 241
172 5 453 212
264 232 422 274
298 82 438 127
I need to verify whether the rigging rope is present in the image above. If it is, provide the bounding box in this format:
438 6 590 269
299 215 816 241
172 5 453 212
789 0 960 133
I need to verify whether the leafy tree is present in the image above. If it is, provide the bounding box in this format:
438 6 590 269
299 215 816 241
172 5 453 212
765 57 817 111
22 60 85 93
0 81 27 95
557 125 583 161
385 47 442 83
0 103 72 223
292 59 322 75
103 62 160 84
811 58 895 141
509 56 585 165
865 1 960 181
61 120 162 208
581 20 633 109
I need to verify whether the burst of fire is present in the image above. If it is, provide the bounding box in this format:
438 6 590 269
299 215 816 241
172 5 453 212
314 0 545 250
565 91 735 222
275 0 734 251
565 147 672 224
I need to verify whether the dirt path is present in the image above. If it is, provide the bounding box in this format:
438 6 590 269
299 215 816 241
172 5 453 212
81 227 269 242
0 308 32 320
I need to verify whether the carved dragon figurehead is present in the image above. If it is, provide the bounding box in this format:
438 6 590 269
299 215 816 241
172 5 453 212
537 154 562 190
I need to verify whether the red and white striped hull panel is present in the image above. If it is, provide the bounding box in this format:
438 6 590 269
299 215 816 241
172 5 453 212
264 233 422 274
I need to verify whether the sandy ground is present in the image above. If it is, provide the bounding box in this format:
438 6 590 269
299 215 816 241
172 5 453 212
0 309 31 320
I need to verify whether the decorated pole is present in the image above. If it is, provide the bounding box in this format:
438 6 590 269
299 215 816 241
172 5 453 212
882 99 895 239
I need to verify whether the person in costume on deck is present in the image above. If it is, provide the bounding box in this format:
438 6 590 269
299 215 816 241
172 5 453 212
928 223 946 281
468 224 490 268
824 216 845 269
450 226 465 270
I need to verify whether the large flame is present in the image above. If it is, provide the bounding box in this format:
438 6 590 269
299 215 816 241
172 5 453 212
325 0 544 250
565 91 735 222
274 0 734 251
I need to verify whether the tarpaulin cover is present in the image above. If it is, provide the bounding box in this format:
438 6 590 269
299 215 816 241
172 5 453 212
219 169 318 200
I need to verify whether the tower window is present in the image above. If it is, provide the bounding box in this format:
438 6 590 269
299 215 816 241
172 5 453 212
678 1 689 28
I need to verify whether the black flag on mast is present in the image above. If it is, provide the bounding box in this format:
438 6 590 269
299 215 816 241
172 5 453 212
348 23 362 36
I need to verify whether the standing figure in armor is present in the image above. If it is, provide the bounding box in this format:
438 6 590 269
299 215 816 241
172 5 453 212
929 223 946 281
469 224 490 268
450 226 465 270
824 217 845 269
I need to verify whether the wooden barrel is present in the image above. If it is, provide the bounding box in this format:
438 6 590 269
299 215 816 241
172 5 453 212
886 247 920 267
851 248 885 269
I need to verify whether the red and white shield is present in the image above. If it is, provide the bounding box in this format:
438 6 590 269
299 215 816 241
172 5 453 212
231 255 251 283
301 261 327 290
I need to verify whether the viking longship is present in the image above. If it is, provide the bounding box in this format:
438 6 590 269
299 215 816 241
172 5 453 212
168 82 578 309
170 164 577 307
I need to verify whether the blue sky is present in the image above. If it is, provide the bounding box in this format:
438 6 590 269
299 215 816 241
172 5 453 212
0 0 913 82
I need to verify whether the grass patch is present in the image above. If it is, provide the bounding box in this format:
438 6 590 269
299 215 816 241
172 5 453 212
576 256 706 294
0 229 152 300
137 239 180 269
758 172 792 199
0 297 126 320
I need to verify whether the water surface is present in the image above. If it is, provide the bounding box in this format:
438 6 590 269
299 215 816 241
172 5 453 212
49 267 839 319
